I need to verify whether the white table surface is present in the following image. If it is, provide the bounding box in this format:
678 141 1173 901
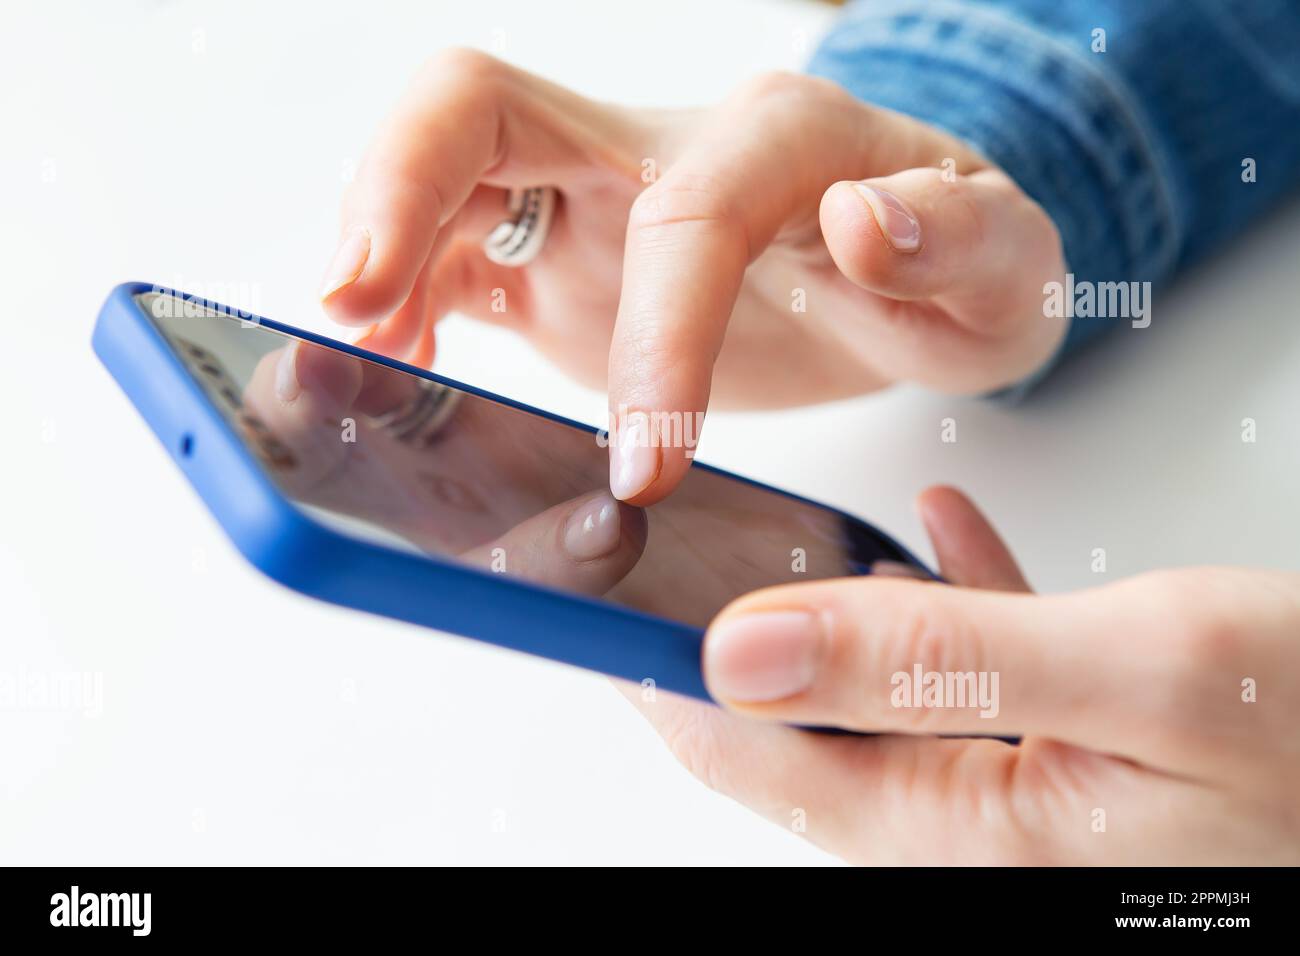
3 0 1298 865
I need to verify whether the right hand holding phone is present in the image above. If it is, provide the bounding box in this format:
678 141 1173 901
622 486 1300 864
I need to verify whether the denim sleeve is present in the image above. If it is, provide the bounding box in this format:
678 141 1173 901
807 0 1300 389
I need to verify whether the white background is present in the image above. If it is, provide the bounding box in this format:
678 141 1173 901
3 0 1298 865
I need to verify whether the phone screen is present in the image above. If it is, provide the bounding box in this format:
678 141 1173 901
140 292 918 628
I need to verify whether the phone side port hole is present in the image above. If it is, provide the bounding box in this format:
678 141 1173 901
179 433 195 458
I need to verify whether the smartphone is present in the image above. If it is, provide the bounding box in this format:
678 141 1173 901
93 283 934 701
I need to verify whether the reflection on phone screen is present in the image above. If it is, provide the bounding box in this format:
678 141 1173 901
141 293 918 628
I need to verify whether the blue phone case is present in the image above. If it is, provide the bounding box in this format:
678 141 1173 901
92 282 934 703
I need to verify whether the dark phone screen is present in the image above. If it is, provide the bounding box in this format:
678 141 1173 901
141 292 920 628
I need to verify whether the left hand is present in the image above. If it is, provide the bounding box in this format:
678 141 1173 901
621 487 1300 864
321 52 1067 506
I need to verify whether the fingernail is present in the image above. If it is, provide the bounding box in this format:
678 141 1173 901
320 227 371 300
852 184 922 253
705 610 825 703
609 415 659 501
274 342 301 403
870 560 932 581
563 493 623 561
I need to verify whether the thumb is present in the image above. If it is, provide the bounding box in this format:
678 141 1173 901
700 569 1182 760
460 491 648 598
819 167 1067 393
241 342 365 487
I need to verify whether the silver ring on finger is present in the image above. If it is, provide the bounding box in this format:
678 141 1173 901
483 186 557 266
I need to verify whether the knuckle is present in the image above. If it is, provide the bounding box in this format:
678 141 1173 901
1138 571 1228 658
413 48 511 129
801 72 864 109
905 595 985 675
614 321 680 371
357 156 446 225
729 70 831 111
1128 570 1243 725
976 171 1063 274
853 587 985 731
420 47 506 85
627 175 746 242
733 69 795 103
609 331 689 398
911 166 984 244
979 167 1060 255
1163 571 1243 668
